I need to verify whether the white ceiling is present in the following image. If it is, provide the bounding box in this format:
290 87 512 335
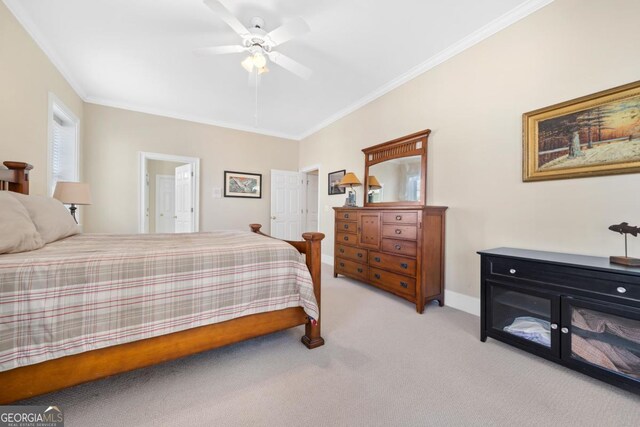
5 0 552 140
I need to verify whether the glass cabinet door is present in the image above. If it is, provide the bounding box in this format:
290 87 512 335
486 280 560 356
561 297 640 383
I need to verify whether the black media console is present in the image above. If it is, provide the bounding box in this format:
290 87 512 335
479 248 640 395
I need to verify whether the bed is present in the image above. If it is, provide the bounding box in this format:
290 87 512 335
0 161 324 403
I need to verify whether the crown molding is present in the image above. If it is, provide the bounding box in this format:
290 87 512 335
296 0 555 140
84 97 299 141
6 0 553 142
3 0 87 99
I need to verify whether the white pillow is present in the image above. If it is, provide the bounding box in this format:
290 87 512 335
10 192 80 243
0 192 45 254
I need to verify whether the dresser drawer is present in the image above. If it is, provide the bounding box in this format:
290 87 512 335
336 211 357 221
370 267 416 296
382 212 418 225
381 238 417 257
336 244 367 262
489 257 640 301
336 220 357 234
336 257 367 280
369 251 416 276
382 224 417 240
337 232 357 246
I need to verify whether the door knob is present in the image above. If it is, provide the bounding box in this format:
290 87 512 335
160 213 164 217
173 216 178 219
561 327 569 334
271 216 276 220
550 323 558 330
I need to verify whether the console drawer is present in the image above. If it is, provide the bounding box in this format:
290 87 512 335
489 257 640 301
336 244 367 262
336 257 367 280
370 267 416 296
381 238 417 257
369 251 416 276
382 212 418 225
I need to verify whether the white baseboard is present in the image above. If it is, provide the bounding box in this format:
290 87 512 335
321 254 334 266
445 290 480 317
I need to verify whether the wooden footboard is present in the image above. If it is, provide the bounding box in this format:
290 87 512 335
0 223 325 404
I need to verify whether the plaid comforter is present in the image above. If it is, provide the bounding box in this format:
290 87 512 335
0 231 319 372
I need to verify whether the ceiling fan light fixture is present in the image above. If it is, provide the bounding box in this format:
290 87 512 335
241 55 254 72
252 53 267 68
258 66 269 75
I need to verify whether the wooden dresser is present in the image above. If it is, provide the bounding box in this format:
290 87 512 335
333 206 447 313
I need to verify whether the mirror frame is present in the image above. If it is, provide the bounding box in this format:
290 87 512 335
363 129 430 207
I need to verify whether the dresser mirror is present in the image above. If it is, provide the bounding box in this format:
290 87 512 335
363 129 429 207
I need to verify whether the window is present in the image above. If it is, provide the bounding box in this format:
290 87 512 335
48 94 79 196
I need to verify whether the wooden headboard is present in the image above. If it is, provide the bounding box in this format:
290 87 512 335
0 161 32 195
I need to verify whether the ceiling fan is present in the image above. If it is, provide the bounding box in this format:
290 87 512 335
195 0 312 80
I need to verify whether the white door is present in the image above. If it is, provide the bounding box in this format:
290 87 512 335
271 170 304 240
305 173 319 232
155 175 175 233
175 164 194 233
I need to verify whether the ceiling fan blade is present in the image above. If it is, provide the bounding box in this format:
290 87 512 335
203 0 250 37
267 52 312 80
266 17 310 46
194 45 246 56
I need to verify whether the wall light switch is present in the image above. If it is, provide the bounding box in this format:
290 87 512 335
212 188 222 199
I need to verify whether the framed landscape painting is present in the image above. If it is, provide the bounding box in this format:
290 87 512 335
224 171 261 198
523 80 640 181
328 169 346 195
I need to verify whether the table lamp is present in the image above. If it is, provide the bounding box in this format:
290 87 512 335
338 172 362 207
53 182 92 223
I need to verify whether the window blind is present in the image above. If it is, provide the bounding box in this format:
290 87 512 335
49 110 78 195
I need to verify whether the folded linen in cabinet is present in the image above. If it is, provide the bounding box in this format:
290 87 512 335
571 334 640 379
503 316 551 347
572 308 640 345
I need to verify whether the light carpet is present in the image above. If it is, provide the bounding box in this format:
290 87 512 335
22 264 640 426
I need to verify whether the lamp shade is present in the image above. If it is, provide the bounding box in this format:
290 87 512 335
53 182 92 205
338 172 362 187
368 175 382 189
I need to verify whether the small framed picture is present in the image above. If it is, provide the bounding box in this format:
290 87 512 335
224 171 262 198
328 169 346 195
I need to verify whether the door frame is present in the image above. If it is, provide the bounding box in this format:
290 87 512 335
300 164 321 233
138 152 200 233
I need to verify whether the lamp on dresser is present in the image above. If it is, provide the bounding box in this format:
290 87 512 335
53 182 92 223
338 172 362 207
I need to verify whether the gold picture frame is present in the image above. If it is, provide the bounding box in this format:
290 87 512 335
523 80 640 181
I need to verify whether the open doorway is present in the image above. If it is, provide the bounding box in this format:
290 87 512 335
300 164 320 233
139 152 200 233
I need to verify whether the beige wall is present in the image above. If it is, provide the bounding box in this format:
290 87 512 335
0 2 84 195
83 104 299 234
300 0 640 301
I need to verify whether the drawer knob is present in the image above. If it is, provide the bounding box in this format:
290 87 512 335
357 253 363 258
617 286 627 294
344 236 349 241
396 215 402 220
357 268 363 273
509 269 516 274
395 244 401 250
400 281 408 288
400 263 408 269
550 323 558 330
561 327 569 334
344 214 349 219
344 224 349 229
374 257 381 262
339 248 344 253
374 273 381 279
395 229 402 234
339 262 345 267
